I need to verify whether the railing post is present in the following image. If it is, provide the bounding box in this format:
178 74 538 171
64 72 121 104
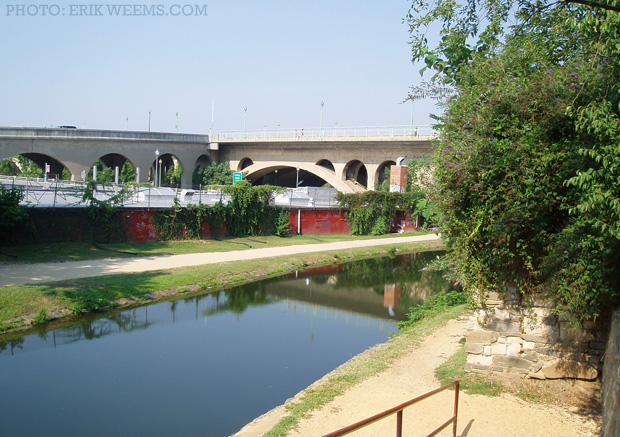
453 382 460 437
396 410 403 437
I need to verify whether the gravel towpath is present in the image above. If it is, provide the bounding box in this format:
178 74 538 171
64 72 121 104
0 234 440 287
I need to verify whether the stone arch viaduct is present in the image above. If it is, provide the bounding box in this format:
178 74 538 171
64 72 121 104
0 127 434 192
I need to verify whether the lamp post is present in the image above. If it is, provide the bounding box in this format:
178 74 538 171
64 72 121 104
175 112 179 132
155 149 160 187
296 166 300 189
126 117 129 130
148 110 152 132
243 106 247 138
410 99 414 135
320 100 324 136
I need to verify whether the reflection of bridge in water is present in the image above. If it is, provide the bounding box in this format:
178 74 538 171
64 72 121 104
0 125 435 192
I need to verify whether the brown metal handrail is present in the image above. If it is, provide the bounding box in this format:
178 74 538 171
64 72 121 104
321 380 460 437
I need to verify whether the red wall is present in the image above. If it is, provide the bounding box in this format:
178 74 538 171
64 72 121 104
288 209 350 235
123 208 418 242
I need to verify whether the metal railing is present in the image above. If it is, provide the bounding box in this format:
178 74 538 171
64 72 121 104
213 125 436 142
0 176 340 209
322 380 460 437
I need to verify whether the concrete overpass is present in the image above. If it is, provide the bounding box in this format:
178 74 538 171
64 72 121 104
0 126 435 192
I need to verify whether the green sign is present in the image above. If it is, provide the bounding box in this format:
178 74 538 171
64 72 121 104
233 172 243 184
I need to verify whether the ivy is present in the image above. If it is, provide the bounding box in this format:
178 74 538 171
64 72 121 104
0 186 27 246
336 191 424 236
154 182 285 240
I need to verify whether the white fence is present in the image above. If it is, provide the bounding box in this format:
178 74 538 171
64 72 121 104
0 175 340 209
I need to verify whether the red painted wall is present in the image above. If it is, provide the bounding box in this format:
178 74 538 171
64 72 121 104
288 209 351 235
112 208 419 242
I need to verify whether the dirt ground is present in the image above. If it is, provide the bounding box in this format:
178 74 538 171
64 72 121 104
235 314 601 436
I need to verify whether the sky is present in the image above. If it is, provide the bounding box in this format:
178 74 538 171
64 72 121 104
1 1 438 134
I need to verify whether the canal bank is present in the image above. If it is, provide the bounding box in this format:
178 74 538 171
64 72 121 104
236 310 601 437
0 234 444 333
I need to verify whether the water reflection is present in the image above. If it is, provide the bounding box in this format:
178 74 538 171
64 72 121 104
0 251 450 437
0 251 449 356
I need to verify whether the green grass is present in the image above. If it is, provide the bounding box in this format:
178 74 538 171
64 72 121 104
0 239 445 333
435 344 503 397
265 304 468 436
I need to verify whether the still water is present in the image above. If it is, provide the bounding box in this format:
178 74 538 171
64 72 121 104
0 251 449 436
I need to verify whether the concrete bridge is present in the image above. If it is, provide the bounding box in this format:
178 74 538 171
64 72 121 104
0 126 434 192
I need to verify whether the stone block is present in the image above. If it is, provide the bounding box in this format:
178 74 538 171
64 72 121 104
522 340 536 350
589 341 607 351
493 355 532 373
559 322 596 342
467 353 493 367
506 336 523 344
491 343 507 355
523 352 539 362
542 358 599 380
467 330 499 344
507 343 521 357
483 346 491 356
531 361 544 373
465 342 484 354
526 368 547 380
486 319 522 333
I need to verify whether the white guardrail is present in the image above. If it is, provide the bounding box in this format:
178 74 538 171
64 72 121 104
213 125 435 141
0 175 340 209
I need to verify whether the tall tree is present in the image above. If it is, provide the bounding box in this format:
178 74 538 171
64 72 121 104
409 0 620 322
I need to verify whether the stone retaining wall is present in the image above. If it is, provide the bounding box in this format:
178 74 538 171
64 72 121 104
465 287 607 379
602 307 619 436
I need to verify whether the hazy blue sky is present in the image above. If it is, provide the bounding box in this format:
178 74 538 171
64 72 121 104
1 1 436 134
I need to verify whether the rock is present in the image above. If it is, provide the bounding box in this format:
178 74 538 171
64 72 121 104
526 368 546 380
467 330 499 344
542 358 599 380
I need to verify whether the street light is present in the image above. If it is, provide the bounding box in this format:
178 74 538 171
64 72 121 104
148 110 152 132
126 117 129 130
176 112 179 132
155 149 160 187
243 106 247 138
320 101 324 136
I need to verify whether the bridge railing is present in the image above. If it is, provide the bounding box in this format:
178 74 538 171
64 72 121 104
0 175 340 209
213 125 436 142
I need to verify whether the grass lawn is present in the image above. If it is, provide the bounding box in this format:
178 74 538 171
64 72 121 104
0 235 444 333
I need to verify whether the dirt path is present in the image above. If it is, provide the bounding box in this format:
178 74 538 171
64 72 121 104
235 314 600 436
0 234 439 287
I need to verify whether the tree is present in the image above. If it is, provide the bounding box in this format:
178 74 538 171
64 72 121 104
408 0 620 322
0 186 27 245
198 162 234 186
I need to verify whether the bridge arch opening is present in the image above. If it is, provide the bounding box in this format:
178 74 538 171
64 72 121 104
88 153 136 183
151 153 183 187
376 160 396 190
238 158 254 171
246 166 329 188
343 160 368 189
316 159 335 173
0 153 71 180
192 154 213 186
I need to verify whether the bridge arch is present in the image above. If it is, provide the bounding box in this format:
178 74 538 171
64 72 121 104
151 153 184 187
375 160 396 189
240 162 353 192
316 159 335 173
238 158 254 171
13 153 70 180
343 160 368 189
86 153 136 183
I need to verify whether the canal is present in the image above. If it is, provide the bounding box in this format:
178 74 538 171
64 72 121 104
0 251 450 436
